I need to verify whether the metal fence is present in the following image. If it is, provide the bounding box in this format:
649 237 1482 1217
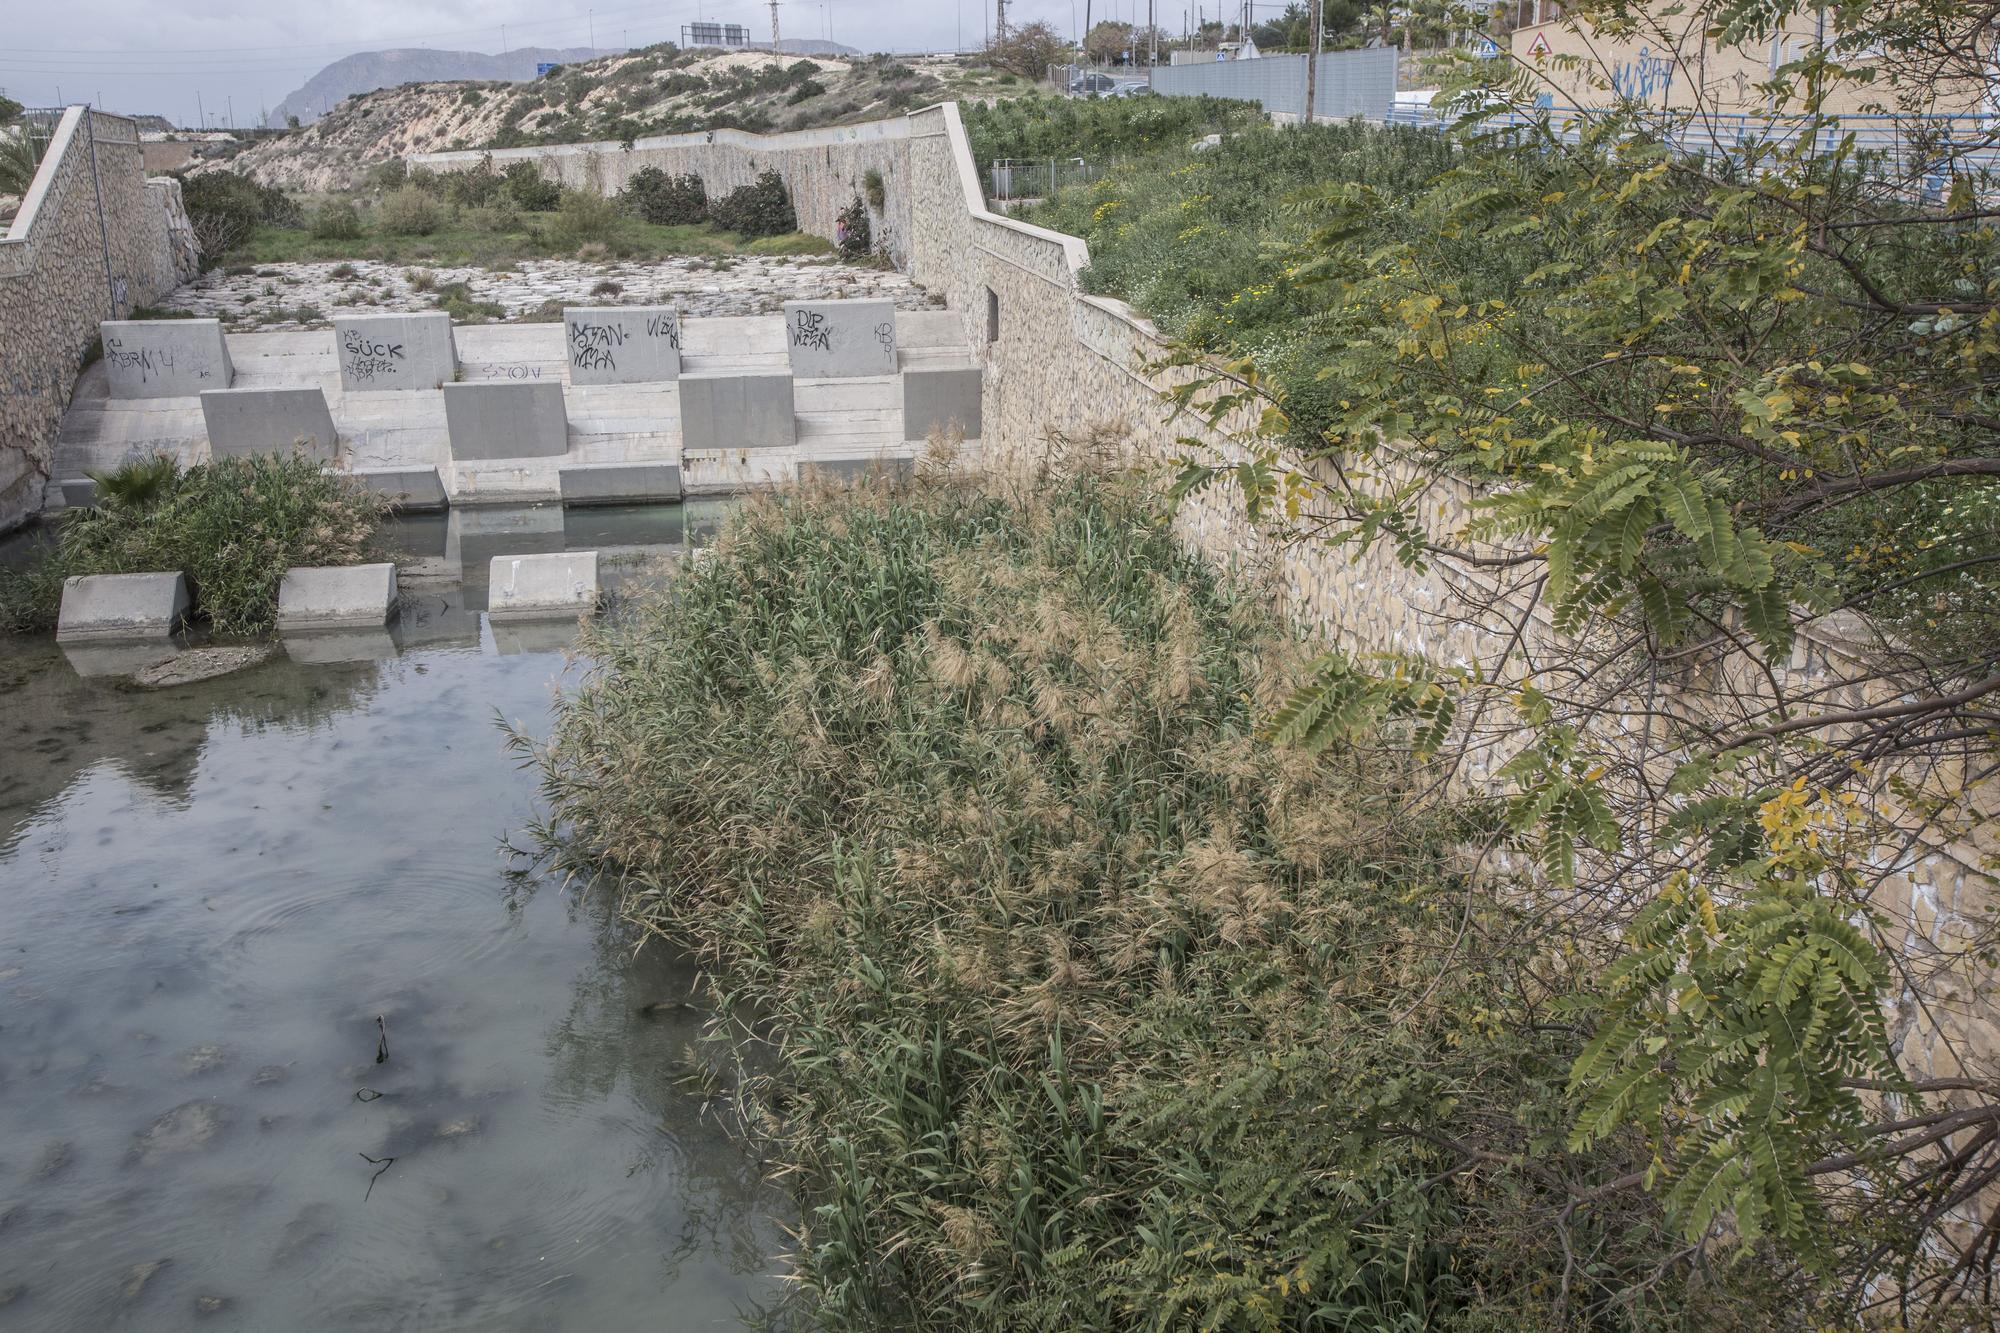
1383 102 2000 199
1150 48 1401 120
989 157 1108 203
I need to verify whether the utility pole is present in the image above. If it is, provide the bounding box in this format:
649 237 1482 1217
195 90 204 127
996 0 1008 44
769 0 781 50
1303 0 1320 121
1148 0 1157 66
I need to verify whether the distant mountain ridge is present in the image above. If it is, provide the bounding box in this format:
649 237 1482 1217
268 47 613 128
269 40 863 128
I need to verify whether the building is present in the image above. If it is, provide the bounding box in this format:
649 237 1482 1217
1509 3 1986 117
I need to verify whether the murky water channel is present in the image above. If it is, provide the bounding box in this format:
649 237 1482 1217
0 505 784 1330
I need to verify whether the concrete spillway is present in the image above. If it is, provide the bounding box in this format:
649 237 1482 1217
47 308 981 511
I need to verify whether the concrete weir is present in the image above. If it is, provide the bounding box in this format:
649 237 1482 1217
680 373 795 451
56 572 189 641
443 381 570 460
277 563 399 631
335 313 457 392
201 387 338 461
488 551 599 620
563 307 682 384
783 300 898 378
101 320 233 399
351 467 448 512
903 366 983 441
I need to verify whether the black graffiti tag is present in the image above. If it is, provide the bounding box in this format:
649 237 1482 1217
645 315 682 350
791 310 833 352
874 321 896 354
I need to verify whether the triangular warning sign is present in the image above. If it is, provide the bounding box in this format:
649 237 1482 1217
1528 32 1552 58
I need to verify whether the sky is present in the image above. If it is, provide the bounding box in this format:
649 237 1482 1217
1 0 1260 128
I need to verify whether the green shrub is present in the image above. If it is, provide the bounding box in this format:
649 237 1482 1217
501 159 561 211
522 472 1764 1329
368 159 408 190
443 164 502 208
328 261 359 279
786 78 826 105
835 195 870 257
0 454 383 635
431 280 504 323
179 171 300 261
377 186 442 235
616 166 707 225
308 201 363 239
710 168 795 238
863 166 886 210
547 187 619 248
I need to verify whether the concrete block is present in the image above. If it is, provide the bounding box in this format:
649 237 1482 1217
59 477 98 509
350 466 448 512
563 307 682 384
559 462 683 506
443 381 569 460
282 628 399 663
491 619 583 655
902 366 984 441
101 320 233 398
783 300 898 377
679 373 795 451
201 387 338 461
803 456 918 485
487 551 598 621
335 313 457 391
277 562 399 631
56 572 189 642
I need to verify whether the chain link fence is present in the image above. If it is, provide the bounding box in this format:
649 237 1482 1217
988 157 1108 203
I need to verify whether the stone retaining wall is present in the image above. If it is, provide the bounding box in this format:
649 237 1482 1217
410 118 915 269
0 108 200 532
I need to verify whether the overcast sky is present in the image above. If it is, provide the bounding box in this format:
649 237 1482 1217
2 0 1250 127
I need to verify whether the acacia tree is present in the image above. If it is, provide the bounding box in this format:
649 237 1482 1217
1173 0 2000 1315
988 19 1067 80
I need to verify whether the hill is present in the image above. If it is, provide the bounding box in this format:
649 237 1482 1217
268 47 613 128
213 47 1027 192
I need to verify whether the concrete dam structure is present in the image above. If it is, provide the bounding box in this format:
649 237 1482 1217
45 303 985 512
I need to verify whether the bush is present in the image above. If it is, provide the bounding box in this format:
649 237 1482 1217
501 160 561 211
0 454 382 635
368 159 408 190
835 195 870 257
376 186 442 235
521 473 1761 1329
710 168 795 238
863 167 886 210
308 201 363 240
179 171 300 262
443 164 502 208
616 166 707 225
786 78 826 105
547 187 619 249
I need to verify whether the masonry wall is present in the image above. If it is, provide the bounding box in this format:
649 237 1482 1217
0 108 200 532
411 118 916 269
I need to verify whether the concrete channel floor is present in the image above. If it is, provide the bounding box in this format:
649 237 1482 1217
48 308 979 507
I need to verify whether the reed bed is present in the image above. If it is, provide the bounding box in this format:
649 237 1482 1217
525 470 1788 1330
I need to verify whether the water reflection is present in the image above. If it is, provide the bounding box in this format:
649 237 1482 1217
0 506 785 1330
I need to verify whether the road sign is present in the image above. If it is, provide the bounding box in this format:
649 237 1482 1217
536 63 558 75
1469 36 1501 60
1527 32 1552 58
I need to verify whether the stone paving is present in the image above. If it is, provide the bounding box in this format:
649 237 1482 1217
157 256 944 333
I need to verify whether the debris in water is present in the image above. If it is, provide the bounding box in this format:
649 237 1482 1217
375 1014 389 1064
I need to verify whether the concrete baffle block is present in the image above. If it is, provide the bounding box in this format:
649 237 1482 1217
101 319 233 399
782 300 898 378
563 307 682 384
350 466 448 512
902 366 984 441
201 387 338 461
277 562 399 631
56 572 189 642
559 463 683 506
334 312 458 391
487 551 599 621
679 373 795 451
443 381 569 460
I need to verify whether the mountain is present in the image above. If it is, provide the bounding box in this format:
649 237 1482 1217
268 47 616 128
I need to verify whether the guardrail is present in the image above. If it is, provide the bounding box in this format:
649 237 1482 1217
1382 103 2000 197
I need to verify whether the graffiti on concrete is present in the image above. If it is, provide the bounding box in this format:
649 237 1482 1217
340 328 406 383
1610 47 1674 101
791 309 833 352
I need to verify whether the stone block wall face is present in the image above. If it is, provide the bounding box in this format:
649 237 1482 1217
0 109 201 532
410 119 915 269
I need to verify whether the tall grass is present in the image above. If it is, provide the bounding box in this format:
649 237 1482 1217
0 453 384 635
525 471 1790 1328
